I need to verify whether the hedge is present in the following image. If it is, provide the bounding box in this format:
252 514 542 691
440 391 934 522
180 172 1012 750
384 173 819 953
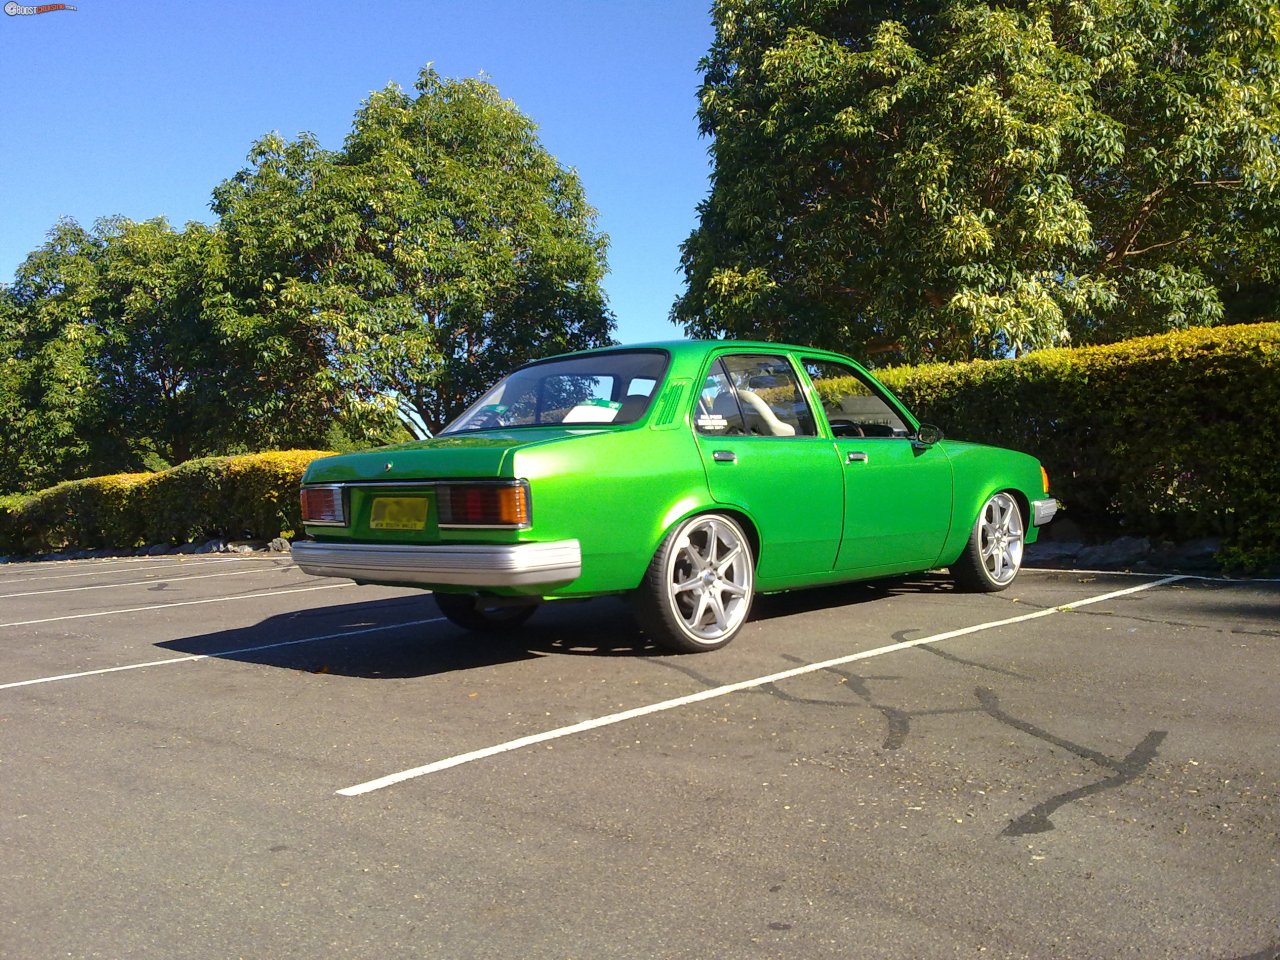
877 323 1280 569
0 450 334 556
2 323 1277 569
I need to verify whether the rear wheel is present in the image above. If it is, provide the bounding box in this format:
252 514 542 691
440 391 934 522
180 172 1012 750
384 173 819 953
434 593 539 632
632 513 755 653
952 491 1025 591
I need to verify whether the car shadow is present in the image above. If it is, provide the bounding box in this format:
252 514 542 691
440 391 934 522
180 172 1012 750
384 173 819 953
749 571 955 622
155 574 952 680
155 594 661 680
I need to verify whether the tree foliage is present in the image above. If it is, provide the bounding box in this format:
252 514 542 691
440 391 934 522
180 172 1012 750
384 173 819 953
211 67 613 437
1 221 108 489
0 217 261 488
676 0 1280 362
0 67 612 492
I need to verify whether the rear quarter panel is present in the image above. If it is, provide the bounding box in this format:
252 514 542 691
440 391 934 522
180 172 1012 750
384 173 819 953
514 426 715 598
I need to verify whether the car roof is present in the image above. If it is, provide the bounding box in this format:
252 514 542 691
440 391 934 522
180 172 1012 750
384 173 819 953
544 339 859 365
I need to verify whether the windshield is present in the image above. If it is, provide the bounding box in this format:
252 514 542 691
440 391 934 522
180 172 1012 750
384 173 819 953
441 350 670 434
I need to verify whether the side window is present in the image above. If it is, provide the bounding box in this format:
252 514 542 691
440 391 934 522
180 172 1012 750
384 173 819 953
695 354 817 437
804 360 910 438
695 360 742 435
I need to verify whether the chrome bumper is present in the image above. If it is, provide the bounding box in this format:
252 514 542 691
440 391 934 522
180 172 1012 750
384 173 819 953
1032 498 1059 527
292 539 581 588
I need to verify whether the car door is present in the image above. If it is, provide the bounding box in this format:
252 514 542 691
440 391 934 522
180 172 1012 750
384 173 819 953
802 358 954 573
693 353 844 582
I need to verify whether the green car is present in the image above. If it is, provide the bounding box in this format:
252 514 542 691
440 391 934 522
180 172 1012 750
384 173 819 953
294 340 1057 653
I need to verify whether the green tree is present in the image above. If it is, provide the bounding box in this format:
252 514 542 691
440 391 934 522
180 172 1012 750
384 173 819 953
0 218 249 490
0 220 106 490
676 0 1280 362
212 66 614 436
86 217 235 468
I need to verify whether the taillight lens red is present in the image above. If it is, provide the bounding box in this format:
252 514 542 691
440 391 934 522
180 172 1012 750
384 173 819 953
300 485 346 525
437 483 530 527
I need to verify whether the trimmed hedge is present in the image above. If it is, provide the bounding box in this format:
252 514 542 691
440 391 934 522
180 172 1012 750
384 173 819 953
878 323 1280 569
2 324 1277 569
0 473 153 553
0 450 334 555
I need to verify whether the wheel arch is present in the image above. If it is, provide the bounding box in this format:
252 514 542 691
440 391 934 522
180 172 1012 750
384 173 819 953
1002 486 1031 531
650 501 762 571
939 482 1031 569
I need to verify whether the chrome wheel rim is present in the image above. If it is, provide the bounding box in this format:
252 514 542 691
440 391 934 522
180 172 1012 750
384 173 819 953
667 516 753 643
979 492 1024 585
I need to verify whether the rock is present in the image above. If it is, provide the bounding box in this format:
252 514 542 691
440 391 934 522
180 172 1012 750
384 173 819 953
147 543 172 556
268 537 291 553
173 543 199 555
195 539 227 554
1025 540 1083 563
1175 537 1222 561
1076 536 1151 568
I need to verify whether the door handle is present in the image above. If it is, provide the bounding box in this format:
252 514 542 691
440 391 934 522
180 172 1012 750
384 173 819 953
712 450 737 463
846 451 869 464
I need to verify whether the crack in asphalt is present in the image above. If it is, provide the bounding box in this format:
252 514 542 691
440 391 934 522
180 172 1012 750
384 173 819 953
1223 945 1280 960
1060 605 1279 639
651 651 1170 839
893 628 1036 680
976 686 1167 836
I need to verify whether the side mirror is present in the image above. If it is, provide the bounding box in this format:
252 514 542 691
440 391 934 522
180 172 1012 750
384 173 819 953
914 423 944 446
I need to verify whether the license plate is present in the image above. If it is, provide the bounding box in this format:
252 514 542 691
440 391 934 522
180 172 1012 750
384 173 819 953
369 497 429 531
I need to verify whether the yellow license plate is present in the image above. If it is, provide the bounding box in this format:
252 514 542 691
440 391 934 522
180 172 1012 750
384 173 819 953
369 497 429 531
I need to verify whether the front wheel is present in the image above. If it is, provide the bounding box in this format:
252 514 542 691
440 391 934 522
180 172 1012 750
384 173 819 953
434 593 539 633
632 513 755 653
951 491 1025 592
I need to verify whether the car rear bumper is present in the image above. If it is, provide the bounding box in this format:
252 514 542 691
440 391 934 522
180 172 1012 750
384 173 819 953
292 539 582 588
1032 498 1059 527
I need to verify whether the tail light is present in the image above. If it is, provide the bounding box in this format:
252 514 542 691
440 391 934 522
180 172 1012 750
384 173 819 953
1041 466 1051 495
437 482 530 528
301 485 346 525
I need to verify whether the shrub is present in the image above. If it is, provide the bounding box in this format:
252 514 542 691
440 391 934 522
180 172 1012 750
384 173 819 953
880 323 1280 569
224 450 330 540
0 450 334 555
0 474 153 554
0 492 34 554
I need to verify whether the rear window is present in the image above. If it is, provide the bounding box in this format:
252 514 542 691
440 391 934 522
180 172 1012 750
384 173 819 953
442 351 670 434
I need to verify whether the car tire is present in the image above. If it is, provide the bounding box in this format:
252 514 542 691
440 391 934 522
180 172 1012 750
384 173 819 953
951 491 1025 592
632 512 755 653
434 593 538 633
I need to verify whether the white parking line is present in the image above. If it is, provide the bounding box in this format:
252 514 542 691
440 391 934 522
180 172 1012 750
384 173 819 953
0 582 351 629
1028 566 1280 583
0 616 445 691
337 575 1188 797
0 556 259 585
0 566 282 599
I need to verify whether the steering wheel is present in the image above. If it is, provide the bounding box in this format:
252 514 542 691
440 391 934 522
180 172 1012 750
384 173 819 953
828 419 865 438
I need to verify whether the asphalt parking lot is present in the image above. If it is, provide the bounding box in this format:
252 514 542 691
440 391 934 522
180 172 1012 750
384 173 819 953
1 554 1277 960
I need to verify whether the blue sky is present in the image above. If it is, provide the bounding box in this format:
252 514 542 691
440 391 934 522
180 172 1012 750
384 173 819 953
0 0 715 344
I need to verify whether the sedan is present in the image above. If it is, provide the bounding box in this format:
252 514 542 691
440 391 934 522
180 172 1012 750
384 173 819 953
293 340 1057 652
